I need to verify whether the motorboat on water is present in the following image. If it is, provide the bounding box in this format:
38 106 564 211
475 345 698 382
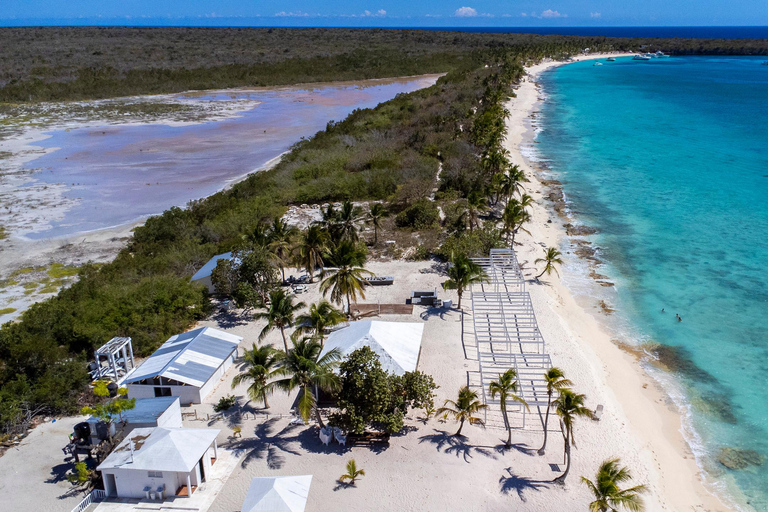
593 62 603 66
654 51 670 58
633 54 652 61
606 57 616 62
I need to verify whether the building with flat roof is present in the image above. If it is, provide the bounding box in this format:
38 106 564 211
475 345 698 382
124 327 241 404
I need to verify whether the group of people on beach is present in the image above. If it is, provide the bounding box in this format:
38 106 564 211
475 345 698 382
661 308 682 322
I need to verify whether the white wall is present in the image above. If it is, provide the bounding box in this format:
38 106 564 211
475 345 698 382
197 350 237 402
191 276 214 294
157 398 183 428
127 384 202 405
103 467 190 499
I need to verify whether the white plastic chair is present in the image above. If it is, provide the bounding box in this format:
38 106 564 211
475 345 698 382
593 404 604 421
319 427 332 446
333 427 346 446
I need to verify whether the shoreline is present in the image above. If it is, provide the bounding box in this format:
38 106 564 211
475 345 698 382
505 53 736 511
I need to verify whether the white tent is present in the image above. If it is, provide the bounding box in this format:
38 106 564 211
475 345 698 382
241 475 312 512
319 321 424 375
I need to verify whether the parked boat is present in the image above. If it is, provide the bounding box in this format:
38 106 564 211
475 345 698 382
654 51 670 58
633 54 652 61
606 57 616 62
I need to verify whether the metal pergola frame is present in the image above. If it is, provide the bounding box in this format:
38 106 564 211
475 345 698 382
471 291 545 354
93 336 135 383
472 248 526 293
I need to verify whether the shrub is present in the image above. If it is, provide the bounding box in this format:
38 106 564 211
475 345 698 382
395 199 440 230
214 395 237 412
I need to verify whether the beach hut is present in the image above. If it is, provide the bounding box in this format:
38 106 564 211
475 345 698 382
241 475 312 512
319 321 424 375
190 252 237 293
124 327 241 404
97 427 220 499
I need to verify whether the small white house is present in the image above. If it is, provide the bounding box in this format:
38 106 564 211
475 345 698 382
81 397 183 445
241 475 313 512
125 327 241 404
98 427 220 499
190 252 237 293
319 321 424 376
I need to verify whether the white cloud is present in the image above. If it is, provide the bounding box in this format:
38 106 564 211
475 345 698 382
590 12 601 18
540 9 565 18
520 12 528 17
274 11 310 17
362 9 387 17
454 6 478 17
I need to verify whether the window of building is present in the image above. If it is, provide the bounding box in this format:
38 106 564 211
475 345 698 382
154 387 172 397
148 471 163 478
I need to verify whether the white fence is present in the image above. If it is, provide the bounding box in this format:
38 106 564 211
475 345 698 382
71 489 106 512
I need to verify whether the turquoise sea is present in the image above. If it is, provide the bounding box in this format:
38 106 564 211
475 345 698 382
537 56 768 510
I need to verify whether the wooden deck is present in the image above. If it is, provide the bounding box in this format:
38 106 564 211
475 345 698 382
176 484 197 496
352 303 413 316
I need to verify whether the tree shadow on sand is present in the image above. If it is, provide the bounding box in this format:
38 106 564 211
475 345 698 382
223 417 303 470
499 467 549 502
494 441 537 456
418 429 497 463
211 308 250 329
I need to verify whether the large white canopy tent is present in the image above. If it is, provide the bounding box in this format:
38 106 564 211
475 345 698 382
319 320 424 375
241 475 313 512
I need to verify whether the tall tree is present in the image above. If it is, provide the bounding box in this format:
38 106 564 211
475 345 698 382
465 190 488 232
231 344 282 409
502 199 531 245
297 225 328 283
295 299 346 345
442 253 488 309
437 385 488 437
274 336 342 427
253 289 306 352
337 200 361 242
535 247 564 280
267 217 298 282
508 164 529 197
489 369 529 449
553 389 595 484
366 203 389 245
538 367 573 455
581 458 647 512
320 242 373 313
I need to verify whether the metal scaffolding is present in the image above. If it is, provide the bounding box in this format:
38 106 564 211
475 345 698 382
471 291 545 354
471 248 526 293
92 337 135 383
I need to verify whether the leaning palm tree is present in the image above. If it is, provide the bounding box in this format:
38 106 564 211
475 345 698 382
273 336 342 427
295 299 346 345
535 247 564 279
436 385 488 436
489 369 529 449
320 243 373 313
581 458 647 512
253 289 306 352
339 459 365 485
553 389 595 484
231 344 282 409
337 200 361 242
297 225 328 282
538 367 573 455
366 203 389 245
267 217 298 282
508 164 529 197
442 253 488 309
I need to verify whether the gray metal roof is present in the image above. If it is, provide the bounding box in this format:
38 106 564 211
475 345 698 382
124 327 241 388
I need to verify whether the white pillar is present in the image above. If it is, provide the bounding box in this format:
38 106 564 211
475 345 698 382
213 439 218 461
186 474 192 496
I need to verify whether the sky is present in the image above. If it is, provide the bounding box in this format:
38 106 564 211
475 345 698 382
1 0 767 27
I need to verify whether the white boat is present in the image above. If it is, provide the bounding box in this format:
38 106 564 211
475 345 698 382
633 54 651 61
654 51 670 58
606 57 616 62
593 62 603 66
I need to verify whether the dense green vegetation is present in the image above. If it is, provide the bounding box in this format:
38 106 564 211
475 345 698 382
1 28 766 435
2 27 767 102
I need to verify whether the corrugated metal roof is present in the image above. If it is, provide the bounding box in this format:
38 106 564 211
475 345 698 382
97 427 219 472
190 252 235 281
118 397 179 424
125 327 241 388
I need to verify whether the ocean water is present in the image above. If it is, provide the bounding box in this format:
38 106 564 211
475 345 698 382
536 56 768 510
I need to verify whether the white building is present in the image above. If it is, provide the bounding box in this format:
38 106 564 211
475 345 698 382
319 321 424 375
241 475 313 512
190 252 236 293
98 427 220 499
125 327 241 404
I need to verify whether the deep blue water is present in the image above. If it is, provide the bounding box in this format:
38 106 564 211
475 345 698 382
537 56 768 510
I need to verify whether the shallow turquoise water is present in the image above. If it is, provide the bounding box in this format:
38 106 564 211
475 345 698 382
538 56 768 510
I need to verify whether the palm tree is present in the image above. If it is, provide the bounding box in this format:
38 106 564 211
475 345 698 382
297 225 328 282
491 172 511 205
508 164 529 197
253 289 306 352
442 253 488 309
581 458 647 512
337 200 361 242
535 247 564 280
231 344 282 409
436 385 488 436
465 191 488 232
538 367 573 455
489 369 529 449
273 336 342 427
339 459 365 485
320 243 373 313
366 203 388 245
267 217 298 282
553 389 595 484
296 299 346 345
502 199 531 245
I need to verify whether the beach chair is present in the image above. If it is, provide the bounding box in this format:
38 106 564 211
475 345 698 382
319 427 332 446
593 404 604 421
333 427 347 446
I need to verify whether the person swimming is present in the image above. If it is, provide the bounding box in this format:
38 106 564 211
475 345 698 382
676 313 682 322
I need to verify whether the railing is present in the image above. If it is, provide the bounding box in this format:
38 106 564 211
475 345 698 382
71 489 106 512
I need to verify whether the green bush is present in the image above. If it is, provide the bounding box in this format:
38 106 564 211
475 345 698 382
395 199 440 230
214 395 237 413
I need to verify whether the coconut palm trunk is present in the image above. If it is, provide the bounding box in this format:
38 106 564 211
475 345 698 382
539 394 552 455
279 326 289 352
555 425 572 484
455 417 466 436
501 400 512 447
